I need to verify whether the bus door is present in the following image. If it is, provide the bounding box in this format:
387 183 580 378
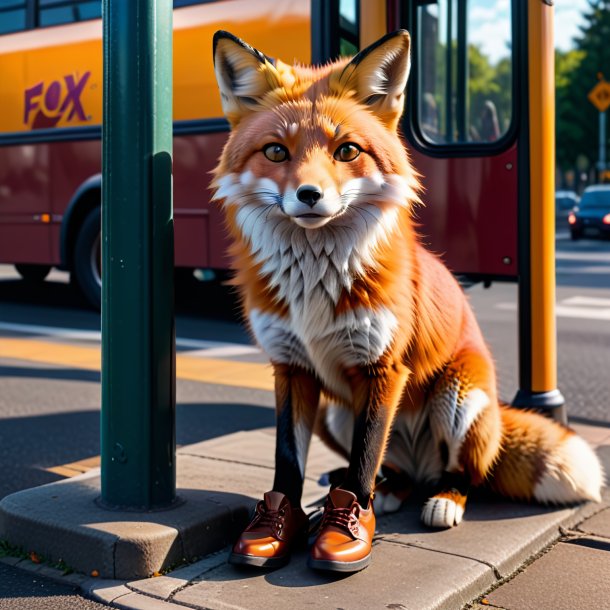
322 0 563 419
400 0 518 282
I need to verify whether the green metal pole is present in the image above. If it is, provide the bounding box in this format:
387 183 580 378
101 0 175 509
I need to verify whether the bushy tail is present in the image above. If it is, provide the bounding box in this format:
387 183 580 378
490 405 604 504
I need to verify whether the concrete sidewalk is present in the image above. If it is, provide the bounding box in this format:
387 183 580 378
1 423 609 610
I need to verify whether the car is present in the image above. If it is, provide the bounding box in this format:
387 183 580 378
556 190 579 212
568 185 610 240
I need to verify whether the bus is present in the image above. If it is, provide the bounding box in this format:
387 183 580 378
0 1 559 413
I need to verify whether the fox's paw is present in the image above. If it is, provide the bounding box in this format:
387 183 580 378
373 491 403 515
421 495 465 528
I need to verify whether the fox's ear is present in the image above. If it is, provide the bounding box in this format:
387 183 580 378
332 30 411 130
213 31 282 127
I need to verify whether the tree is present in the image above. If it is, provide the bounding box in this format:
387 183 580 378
556 0 610 174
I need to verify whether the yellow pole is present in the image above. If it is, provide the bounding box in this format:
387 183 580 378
359 0 386 48
528 0 557 393
513 0 565 421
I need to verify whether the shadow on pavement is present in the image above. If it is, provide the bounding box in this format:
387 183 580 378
0 403 275 500
0 365 100 383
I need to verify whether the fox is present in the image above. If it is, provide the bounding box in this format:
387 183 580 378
211 29 604 573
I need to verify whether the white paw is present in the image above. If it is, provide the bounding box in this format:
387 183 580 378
373 491 403 515
421 497 464 528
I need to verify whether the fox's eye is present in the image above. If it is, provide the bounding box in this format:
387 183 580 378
263 143 289 162
334 142 361 162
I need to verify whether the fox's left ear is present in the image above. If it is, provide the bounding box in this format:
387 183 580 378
332 30 411 130
213 31 282 127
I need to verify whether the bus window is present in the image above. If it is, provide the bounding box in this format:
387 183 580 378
38 0 101 27
339 0 359 56
173 1 219 7
416 0 513 146
0 2 27 35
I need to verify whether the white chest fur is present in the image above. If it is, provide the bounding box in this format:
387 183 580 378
247 218 399 400
214 171 411 401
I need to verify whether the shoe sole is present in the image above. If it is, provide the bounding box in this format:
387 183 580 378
307 553 371 573
228 551 290 569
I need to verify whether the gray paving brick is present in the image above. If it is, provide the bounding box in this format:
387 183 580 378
486 538 610 610
576 507 610 539
173 541 495 610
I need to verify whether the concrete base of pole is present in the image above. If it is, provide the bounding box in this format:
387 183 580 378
512 388 567 424
0 431 343 580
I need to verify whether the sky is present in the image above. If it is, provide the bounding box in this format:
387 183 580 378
468 0 590 63
555 0 590 51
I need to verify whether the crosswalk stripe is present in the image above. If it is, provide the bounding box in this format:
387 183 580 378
0 337 274 391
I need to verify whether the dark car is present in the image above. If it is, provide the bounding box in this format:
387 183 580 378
568 185 610 240
556 190 579 211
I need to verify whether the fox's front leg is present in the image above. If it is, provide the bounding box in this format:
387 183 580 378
229 363 319 568
422 348 502 528
272 363 321 504
309 362 409 572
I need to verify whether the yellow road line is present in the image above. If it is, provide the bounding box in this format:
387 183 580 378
0 337 274 391
47 456 101 477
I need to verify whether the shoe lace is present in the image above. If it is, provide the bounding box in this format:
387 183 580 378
321 503 359 536
252 501 286 535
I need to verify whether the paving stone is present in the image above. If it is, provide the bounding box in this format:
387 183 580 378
576 506 610 539
180 428 344 507
87 581 133 604
127 551 226 600
570 423 610 448
486 538 610 610
173 541 495 610
377 496 582 578
179 428 346 487
112 592 184 609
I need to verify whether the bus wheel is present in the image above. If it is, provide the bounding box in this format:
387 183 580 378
73 207 102 309
15 264 51 282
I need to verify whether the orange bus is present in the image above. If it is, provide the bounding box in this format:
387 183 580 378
0 0 313 307
0 0 560 415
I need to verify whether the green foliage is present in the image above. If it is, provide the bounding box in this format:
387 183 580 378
469 47 512 136
556 0 610 172
422 39 512 143
0 539 28 560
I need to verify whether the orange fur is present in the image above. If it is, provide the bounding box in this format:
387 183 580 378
212 30 603 524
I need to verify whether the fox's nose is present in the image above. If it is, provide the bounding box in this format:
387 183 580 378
296 185 323 207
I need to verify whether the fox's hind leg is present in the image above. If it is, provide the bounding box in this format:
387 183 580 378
422 349 502 528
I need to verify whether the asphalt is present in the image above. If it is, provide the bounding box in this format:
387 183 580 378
0 426 608 610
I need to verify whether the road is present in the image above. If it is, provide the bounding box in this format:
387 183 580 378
0 229 608 607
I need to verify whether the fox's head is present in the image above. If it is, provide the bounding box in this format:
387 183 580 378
212 30 420 235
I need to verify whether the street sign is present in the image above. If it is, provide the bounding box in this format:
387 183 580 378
588 80 610 112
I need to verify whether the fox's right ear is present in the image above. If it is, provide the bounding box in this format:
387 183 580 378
213 31 282 127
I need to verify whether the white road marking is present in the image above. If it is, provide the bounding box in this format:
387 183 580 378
0 321 260 357
561 296 610 307
496 298 610 321
555 305 610 320
556 251 610 261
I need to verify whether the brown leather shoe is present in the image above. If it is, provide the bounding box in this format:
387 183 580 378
308 488 375 573
229 491 309 568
